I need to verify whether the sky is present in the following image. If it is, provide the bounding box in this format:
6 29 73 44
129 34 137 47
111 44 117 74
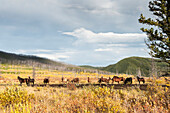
0 0 152 66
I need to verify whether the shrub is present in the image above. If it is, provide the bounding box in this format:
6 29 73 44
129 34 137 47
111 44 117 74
0 86 35 108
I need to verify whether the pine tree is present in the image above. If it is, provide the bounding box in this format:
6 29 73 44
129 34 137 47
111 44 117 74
139 0 170 65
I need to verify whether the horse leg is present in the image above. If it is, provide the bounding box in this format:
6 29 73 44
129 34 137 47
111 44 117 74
26 80 29 86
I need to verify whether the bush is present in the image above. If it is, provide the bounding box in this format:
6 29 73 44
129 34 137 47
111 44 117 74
0 86 35 108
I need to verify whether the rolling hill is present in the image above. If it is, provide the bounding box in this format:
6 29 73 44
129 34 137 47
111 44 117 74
81 57 169 77
103 57 169 76
0 51 65 66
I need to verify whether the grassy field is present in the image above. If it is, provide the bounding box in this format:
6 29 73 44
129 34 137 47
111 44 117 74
0 64 135 84
0 64 169 113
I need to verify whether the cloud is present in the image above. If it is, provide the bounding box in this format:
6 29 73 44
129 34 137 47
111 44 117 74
95 48 113 52
35 53 69 61
0 0 151 33
14 49 76 62
65 0 120 15
16 49 54 54
63 28 147 45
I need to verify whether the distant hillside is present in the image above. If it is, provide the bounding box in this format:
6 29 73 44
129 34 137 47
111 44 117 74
81 57 169 77
0 51 105 73
0 51 65 66
102 57 169 77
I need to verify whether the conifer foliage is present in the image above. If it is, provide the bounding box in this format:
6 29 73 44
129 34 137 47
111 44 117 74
139 0 170 64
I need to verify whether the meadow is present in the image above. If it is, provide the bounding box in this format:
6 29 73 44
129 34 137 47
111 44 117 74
0 64 169 113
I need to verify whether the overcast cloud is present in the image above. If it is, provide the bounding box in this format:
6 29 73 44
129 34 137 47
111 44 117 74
0 0 151 66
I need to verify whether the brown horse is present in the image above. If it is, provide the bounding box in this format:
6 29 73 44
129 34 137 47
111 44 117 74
71 78 79 83
87 77 90 83
27 77 34 86
98 77 111 84
44 78 49 85
61 77 64 82
112 76 125 84
17 76 28 86
137 76 145 84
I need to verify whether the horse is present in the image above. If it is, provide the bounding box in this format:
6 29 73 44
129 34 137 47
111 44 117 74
137 76 145 84
17 76 28 86
161 73 170 77
43 78 49 85
61 77 64 82
124 77 132 84
27 77 35 86
98 77 111 84
112 76 125 84
87 77 90 83
71 78 79 83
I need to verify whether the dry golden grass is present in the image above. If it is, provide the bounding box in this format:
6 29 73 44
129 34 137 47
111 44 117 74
0 82 169 113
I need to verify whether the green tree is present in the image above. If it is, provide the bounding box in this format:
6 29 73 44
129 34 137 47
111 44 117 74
139 0 170 65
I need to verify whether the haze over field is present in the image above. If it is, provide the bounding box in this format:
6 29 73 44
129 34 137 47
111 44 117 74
0 0 151 66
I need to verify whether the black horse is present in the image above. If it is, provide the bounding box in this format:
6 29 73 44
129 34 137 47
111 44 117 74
17 76 28 86
137 76 145 84
27 77 35 86
161 73 170 77
124 77 132 84
43 78 49 85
